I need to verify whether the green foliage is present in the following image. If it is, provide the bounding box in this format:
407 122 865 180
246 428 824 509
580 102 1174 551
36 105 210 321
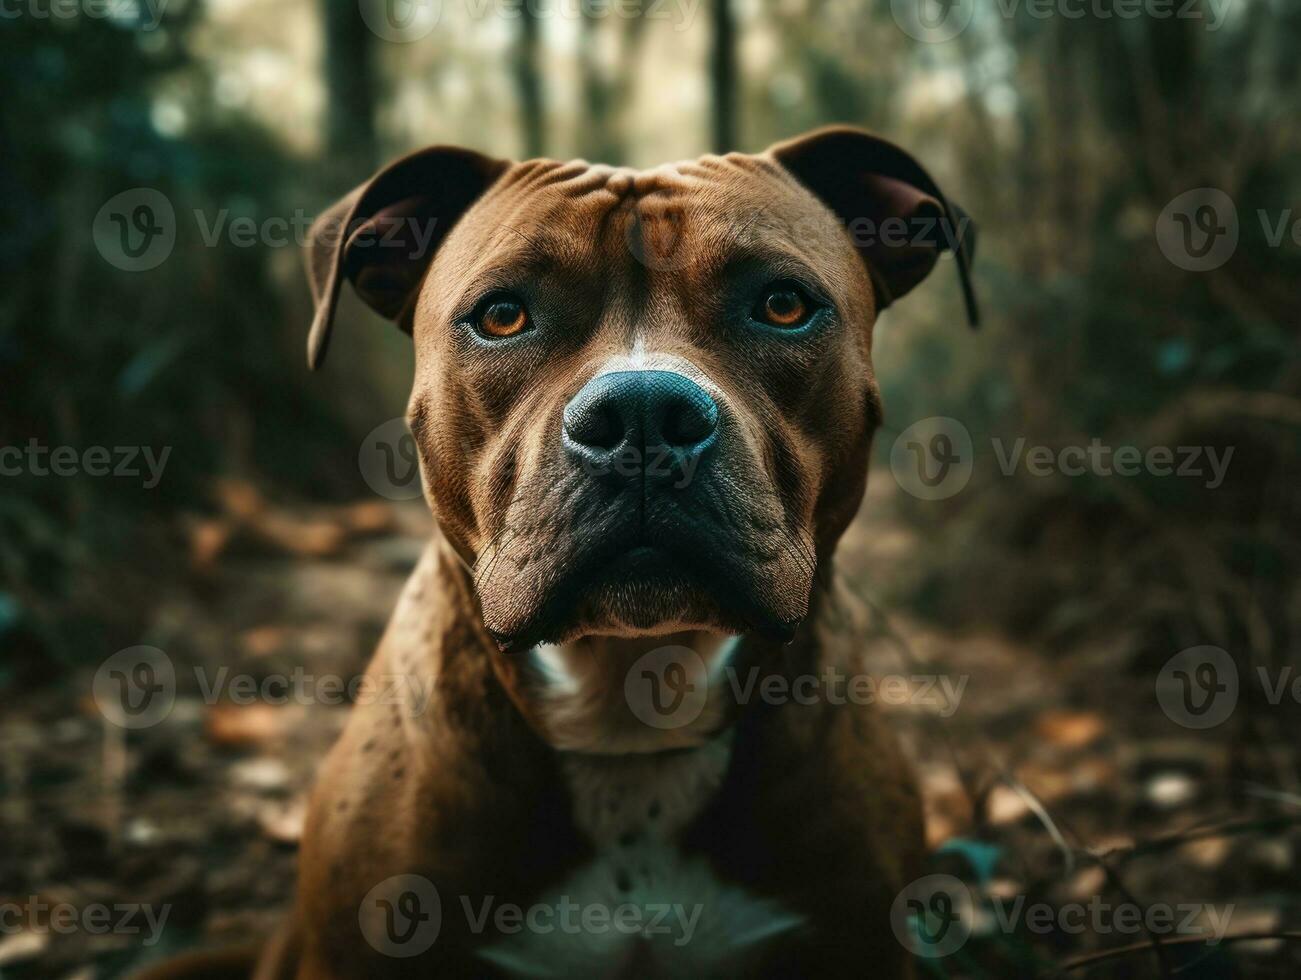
0 6 357 659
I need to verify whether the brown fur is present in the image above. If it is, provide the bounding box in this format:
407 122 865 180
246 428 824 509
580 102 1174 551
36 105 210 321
135 128 976 980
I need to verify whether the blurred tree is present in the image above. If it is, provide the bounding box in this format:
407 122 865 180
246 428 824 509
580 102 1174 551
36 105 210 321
579 4 615 162
578 2 649 165
710 0 737 151
323 0 378 176
515 1 545 157
877 1 1300 730
0 5 355 667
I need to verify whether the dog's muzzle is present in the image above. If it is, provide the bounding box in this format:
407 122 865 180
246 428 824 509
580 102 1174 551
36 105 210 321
562 369 718 486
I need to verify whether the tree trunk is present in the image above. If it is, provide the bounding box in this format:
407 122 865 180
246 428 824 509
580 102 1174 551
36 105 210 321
322 0 377 176
710 0 737 153
579 8 615 162
515 3 546 159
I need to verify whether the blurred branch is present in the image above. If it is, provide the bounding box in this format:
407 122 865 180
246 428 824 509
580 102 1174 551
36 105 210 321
1045 931 1301 977
1094 811 1301 864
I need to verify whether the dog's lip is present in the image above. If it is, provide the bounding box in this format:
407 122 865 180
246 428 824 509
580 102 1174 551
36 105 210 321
487 541 803 653
481 501 810 652
492 618 800 654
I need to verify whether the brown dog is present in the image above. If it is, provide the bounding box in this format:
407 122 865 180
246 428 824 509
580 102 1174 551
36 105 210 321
141 127 976 979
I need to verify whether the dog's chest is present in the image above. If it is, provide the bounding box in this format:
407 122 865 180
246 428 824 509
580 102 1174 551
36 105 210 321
478 734 803 978
562 734 733 848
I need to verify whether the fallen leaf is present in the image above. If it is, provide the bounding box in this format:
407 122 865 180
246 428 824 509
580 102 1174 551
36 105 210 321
1181 837 1230 868
229 756 291 792
253 514 348 558
1145 771 1197 809
986 785 1031 825
1064 865 1107 901
187 518 233 571
205 703 287 747
240 625 290 658
344 501 396 535
216 478 265 519
1035 710 1105 749
258 798 306 844
0 931 48 966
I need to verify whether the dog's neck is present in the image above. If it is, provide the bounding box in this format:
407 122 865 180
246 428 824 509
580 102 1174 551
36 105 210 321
425 533 824 758
520 631 743 754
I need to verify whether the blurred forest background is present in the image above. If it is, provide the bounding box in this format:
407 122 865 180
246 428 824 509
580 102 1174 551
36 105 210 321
1 0 1299 977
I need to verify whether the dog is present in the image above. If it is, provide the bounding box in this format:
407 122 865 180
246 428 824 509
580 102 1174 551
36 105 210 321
138 126 976 980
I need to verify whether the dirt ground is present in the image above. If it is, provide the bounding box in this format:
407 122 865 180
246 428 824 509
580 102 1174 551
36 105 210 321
1 481 1298 978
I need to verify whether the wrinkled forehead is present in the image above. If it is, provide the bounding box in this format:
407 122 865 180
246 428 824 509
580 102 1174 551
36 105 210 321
430 153 859 300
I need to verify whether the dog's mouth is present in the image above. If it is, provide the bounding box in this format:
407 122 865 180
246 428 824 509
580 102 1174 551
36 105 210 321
477 495 812 654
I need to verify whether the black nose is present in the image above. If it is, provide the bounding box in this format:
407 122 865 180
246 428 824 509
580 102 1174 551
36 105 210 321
563 370 718 484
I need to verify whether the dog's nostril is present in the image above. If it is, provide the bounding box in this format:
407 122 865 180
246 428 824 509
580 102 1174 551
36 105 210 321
660 395 717 448
564 369 719 471
565 400 624 451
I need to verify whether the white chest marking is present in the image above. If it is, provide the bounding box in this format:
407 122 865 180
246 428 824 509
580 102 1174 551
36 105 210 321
478 734 804 978
561 734 732 846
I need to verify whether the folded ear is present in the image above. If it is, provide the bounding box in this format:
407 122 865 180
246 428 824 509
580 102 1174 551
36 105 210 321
305 146 508 369
767 126 978 327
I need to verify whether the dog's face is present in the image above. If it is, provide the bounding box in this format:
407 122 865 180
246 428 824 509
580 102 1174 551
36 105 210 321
306 129 976 651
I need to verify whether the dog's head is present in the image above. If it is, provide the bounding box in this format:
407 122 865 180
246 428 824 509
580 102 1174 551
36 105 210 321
306 128 976 651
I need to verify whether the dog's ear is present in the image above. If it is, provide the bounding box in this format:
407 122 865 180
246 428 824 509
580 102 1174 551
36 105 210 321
768 126 978 327
305 146 509 368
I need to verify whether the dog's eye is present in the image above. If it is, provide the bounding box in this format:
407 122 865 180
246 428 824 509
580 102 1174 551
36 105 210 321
753 282 814 328
474 295 529 338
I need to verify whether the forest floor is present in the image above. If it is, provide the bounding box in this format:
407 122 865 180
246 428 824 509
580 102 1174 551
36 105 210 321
1 480 1298 978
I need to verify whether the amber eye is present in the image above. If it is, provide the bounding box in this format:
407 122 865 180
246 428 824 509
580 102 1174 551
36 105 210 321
475 296 529 337
754 283 814 328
